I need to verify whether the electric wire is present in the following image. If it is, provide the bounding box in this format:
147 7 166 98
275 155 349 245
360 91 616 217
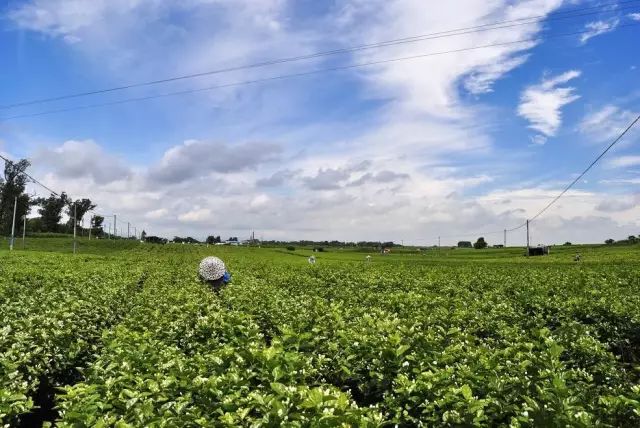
528 113 640 223
3 23 638 122
1 0 637 110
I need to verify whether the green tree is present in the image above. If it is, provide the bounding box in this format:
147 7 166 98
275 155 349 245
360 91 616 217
141 230 147 241
605 239 615 245
91 215 105 237
35 192 70 232
0 159 31 236
66 198 96 228
473 237 488 249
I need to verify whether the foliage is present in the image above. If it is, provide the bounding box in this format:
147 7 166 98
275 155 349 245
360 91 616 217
1 242 640 426
65 199 96 228
145 236 168 245
0 159 31 236
34 192 70 233
474 237 488 249
206 235 222 244
458 241 472 248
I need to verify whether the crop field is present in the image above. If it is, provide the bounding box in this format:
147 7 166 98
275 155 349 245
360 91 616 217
1 240 639 427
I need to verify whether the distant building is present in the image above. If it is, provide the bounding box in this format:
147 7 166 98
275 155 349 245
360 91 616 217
527 246 549 256
493 244 504 248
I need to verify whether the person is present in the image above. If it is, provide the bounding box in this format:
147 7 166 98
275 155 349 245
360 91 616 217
574 253 581 262
308 255 316 264
199 256 232 293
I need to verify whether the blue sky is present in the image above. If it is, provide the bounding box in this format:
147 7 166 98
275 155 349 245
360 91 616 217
1 0 639 244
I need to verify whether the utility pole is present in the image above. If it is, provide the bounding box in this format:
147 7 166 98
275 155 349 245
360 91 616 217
73 203 77 255
504 229 507 247
113 215 117 240
127 222 130 239
22 215 26 249
9 197 17 251
133 227 137 240
526 220 530 257
438 236 441 256
89 215 93 240
108 223 111 239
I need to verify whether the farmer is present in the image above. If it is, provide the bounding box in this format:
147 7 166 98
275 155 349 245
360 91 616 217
198 256 232 293
574 253 582 262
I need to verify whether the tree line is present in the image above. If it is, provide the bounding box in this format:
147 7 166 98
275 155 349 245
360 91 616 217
0 159 104 237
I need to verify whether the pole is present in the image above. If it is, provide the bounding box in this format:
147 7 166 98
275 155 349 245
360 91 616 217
438 236 441 256
114 215 117 240
73 203 77 255
133 227 137 240
504 229 507 248
89 215 93 240
127 222 130 239
22 215 26 249
108 223 111 239
9 197 17 251
526 219 530 257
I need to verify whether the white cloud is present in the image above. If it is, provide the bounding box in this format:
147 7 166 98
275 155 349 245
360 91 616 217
518 70 581 137
580 19 620 44
529 135 547 146
629 13 640 21
12 1 640 244
578 105 639 143
608 156 640 168
33 140 131 184
178 207 213 224
148 140 282 185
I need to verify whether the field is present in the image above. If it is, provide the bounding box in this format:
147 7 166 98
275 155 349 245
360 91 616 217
1 239 639 427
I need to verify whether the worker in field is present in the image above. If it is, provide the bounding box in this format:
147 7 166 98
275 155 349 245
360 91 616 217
199 256 232 293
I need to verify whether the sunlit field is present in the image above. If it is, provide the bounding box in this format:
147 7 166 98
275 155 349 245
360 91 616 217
1 238 639 426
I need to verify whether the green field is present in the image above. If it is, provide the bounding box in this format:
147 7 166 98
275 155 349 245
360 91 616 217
1 238 639 426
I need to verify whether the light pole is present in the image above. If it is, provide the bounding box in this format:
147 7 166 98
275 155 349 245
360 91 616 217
22 215 26 249
73 202 77 255
9 197 17 251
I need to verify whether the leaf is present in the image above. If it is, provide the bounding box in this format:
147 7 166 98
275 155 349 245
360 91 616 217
460 384 473 401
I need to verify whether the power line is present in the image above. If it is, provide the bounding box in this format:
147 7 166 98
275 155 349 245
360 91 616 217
3 23 638 122
0 153 60 196
1 0 637 111
528 113 640 223
404 112 640 244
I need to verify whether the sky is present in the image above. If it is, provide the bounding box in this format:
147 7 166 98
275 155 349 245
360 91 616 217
1 0 639 245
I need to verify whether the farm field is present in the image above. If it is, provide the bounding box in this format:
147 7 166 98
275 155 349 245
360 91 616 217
1 239 639 426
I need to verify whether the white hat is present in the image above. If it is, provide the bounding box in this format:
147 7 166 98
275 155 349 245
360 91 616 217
199 256 226 281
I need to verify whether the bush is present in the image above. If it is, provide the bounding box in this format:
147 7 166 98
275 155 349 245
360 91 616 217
473 237 487 249
286 246 295 251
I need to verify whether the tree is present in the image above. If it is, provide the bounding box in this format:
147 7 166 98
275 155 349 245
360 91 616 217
141 230 147 241
629 235 637 243
0 159 31 236
605 239 615 245
473 237 488 249
457 241 472 248
35 192 70 232
91 215 105 237
563 242 572 246
206 235 222 244
66 198 96 228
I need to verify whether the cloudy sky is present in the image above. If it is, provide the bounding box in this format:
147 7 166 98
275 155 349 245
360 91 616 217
1 0 639 245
